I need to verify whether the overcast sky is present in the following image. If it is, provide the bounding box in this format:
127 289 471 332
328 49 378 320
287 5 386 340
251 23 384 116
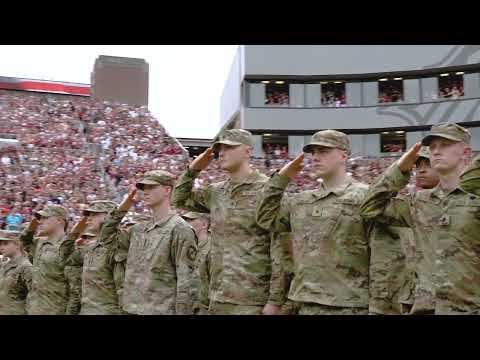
0 45 238 139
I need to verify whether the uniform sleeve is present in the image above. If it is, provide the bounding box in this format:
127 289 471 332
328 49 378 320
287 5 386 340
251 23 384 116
460 154 480 196
60 232 79 263
256 172 292 233
359 161 414 228
196 248 211 314
64 265 83 315
113 229 131 311
19 229 36 260
267 232 290 306
171 224 198 315
20 262 33 293
98 208 128 247
171 168 211 213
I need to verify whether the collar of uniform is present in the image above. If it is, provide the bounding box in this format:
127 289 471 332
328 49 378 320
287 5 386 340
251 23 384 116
146 211 176 232
316 175 354 198
430 183 468 199
3 255 23 269
224 169 262 192
43 233 66 246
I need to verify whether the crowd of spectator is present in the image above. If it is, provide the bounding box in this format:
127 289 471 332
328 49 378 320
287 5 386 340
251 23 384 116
265 91 289 105
379 84 403 104
263 143 289 160
0 90 187 229
438 80 464 99
321 90 346 107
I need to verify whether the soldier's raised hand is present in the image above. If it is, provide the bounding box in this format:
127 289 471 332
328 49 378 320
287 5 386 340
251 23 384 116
118 188 137 213
189 148 215 172
71 216 88 237
398 142 422 173
27 217 40 233
279 153 305 180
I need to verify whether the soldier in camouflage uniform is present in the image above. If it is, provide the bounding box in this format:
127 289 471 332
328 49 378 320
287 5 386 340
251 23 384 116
113 209 152 309
72 200 129 315
360 123 480 314
122 170 198 315
460 154 480 196
181 212 211 314
369 147 439 315
256 130 371 315
172 129 286 315
20 205 79 315
0 230 32 315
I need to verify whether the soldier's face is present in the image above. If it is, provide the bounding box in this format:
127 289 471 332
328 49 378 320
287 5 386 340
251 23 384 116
311 147 347 178
187 218 209 235
142 184 171 208
429 138 471 174
218 144 250 171
86 212 107 232
415 158 440 189
38 216 62 235
0 241 19 258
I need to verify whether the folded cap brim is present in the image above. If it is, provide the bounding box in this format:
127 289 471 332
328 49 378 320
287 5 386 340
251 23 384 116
302 142 338 153
212 140 243 152
36 210 50 218
421 134 463 146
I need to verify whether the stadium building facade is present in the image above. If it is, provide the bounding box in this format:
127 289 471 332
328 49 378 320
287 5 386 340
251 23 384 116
220 45 480 157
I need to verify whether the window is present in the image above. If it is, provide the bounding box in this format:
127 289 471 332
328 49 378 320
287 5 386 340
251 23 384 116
262 134 289 159
438 73 464 99
321 82 346 107
378 79 404 104
380 131 406 153
264 81 289 106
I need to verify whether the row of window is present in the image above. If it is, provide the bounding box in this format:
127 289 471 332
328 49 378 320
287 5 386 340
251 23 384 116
255 71 468 107
260 132 407 154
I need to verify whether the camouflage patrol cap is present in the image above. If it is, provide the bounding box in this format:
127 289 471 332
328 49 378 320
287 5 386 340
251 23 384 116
0 230 21 242
83 200 117 216
212 129 253 152
136 170 176 189
422 122 471 146
303 130 350 154
181 212 210 221
121 212 151 226
417 146 431 160
81 231 97 238
35 204 69 221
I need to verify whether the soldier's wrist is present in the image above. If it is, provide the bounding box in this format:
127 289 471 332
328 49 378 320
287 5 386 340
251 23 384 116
187 167 202 177
272 172 291 189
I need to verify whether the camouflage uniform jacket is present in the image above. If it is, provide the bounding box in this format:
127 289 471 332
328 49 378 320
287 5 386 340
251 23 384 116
0 255 32 315
460 154 480 197
20 230 76 315
368 223 416 314
79 209 127 315
256 172 371 308
122 212 198 315
172 168 285 306
360 161 480 314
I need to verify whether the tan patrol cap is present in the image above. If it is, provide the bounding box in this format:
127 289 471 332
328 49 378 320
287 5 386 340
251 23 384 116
136 170 176 189
0 230 21 242
417 146 431 160
83 200 117 216
422 122 471 146
303 130 350 154
181 212 210 221
212 129 253 152
35 205 69 221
